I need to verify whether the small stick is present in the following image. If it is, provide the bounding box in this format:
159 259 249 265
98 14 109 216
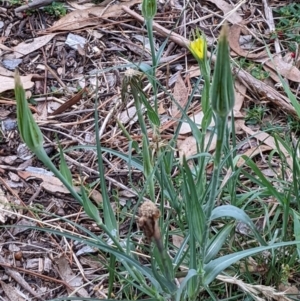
15 0 60 13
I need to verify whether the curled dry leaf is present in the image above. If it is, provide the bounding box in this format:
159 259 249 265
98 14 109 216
171 73 188 119
228 24 267 59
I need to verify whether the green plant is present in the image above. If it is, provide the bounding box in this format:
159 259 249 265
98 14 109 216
250 65 270 80
43 2 66 17
236 58 270 80
8 0 24 5
288 115 300 134
244 104 268 125
273 3 300 51
12 5 300 300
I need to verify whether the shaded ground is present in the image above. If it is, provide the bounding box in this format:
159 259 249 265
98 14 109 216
0 0 300 299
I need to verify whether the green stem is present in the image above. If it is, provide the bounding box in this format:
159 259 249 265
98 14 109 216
35 149 124 251
145 18 158 113
202 115 227 253
36 149 83 205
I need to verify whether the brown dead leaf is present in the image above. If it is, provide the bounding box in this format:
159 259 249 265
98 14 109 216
13 34 56 58
171 73 188 120
262 64 281 83
206 0 242 24
228 24 267 59
277 283 299 298
56 256 89 298
0 281 25 301
229 24 300 83
18 170 102 205
236 144 273 168
0 75 34 93
170 225 184 249
177 132 217 159
46 0 142 32
239 121 292 168
233 80 246 116
187 65 201 78
264 55 300 83
50 87 87 116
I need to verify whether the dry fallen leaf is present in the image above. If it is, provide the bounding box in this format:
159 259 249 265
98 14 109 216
265 55 300 83
0 66 14 77
46 0 142 32
228 24 267 59
0 280 26 301
18 170 102 204
228 24 300 83
233 80 246 115
170 225 184 249
56 256 89 298
171 72 189 130
177 132 217 159
206 0 243 24
13 34 56 58
237 120 293 169
186 65 201 78
0 75 34 93
179 111 215 135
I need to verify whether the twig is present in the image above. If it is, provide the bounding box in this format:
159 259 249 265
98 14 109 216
0 260 75 295
15 0 59 13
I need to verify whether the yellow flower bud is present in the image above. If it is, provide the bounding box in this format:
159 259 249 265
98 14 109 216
189 36 205 60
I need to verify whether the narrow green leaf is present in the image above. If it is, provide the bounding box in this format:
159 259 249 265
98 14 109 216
94 99 118 235
136 84 160 126
58 143 72 185
204 241 300 285
142 134 155 201
81 185 102 225
205 223 234 263
293 210 300 259
242 155 284 204
211 205 267 246
183 157 205 246
175 269 197 301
